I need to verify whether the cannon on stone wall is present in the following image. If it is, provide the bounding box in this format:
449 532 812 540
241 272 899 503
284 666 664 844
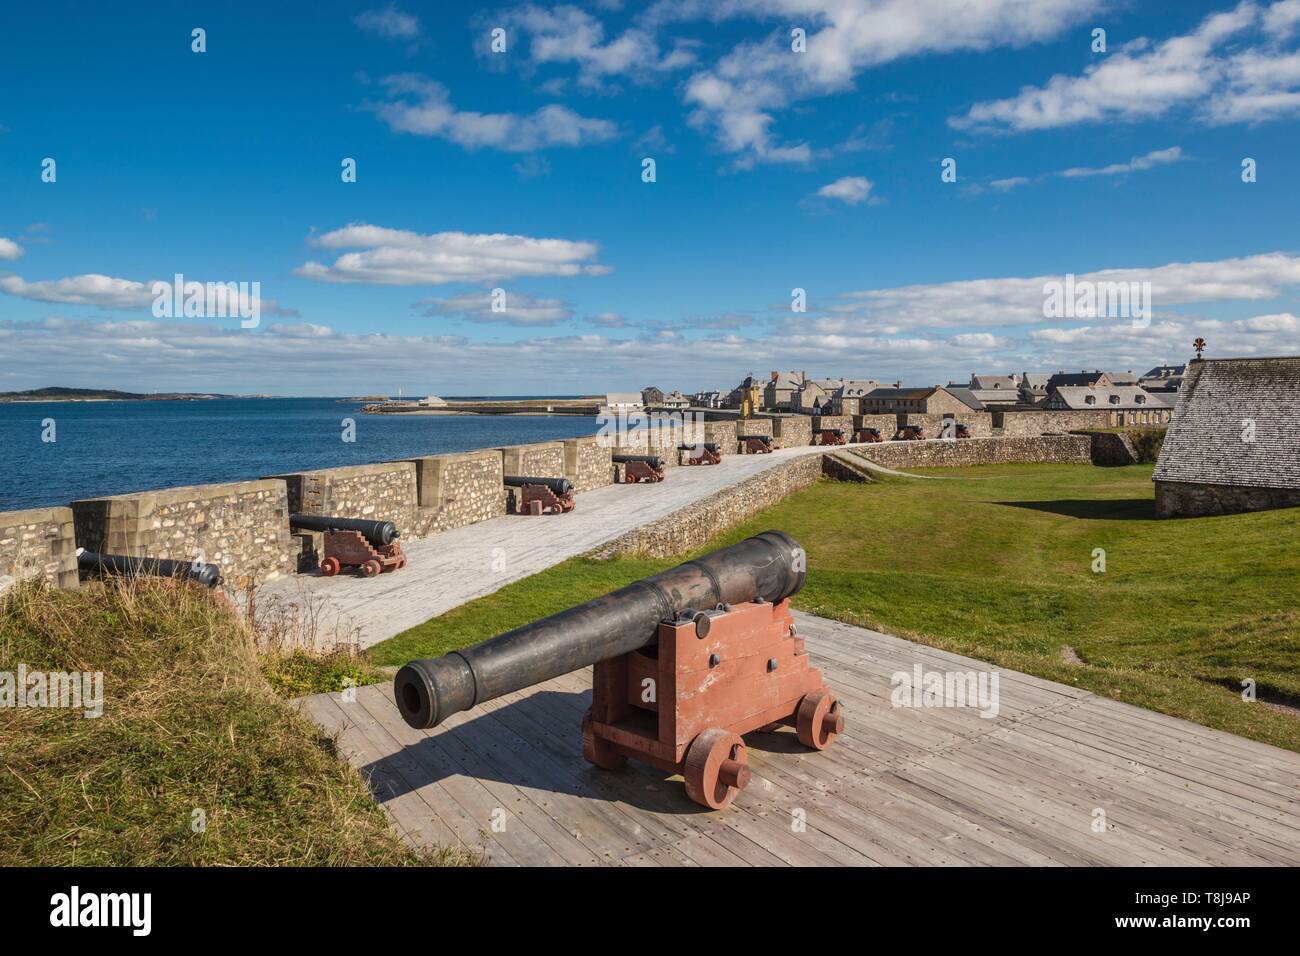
816 428 847 446
853 427 884 443
896 425 927 441
394 531 841 809
738 433 774 455
678 442 722 465
612 453 666 483
504 475 575 515
77 549 222 588
289 514 406 577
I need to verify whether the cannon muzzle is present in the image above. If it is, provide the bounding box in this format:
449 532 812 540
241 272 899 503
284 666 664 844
395 530 806 729
289 514 399 547
77 550 222 588
678 442 720 452
612 453 664 468
503 475 573 496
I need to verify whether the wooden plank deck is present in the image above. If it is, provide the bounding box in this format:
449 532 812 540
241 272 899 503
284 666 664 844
298 612 1300 866
261 443 836 649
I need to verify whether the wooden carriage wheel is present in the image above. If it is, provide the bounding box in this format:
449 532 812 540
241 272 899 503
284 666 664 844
683 728 750 809
796 689 843 750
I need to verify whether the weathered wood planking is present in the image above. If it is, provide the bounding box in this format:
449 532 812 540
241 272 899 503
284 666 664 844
297 612 1300 866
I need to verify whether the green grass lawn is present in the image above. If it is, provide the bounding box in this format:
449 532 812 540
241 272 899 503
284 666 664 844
370 463 1300 752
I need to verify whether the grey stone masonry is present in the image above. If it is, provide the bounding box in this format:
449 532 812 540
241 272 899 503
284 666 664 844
1156 480 1300 518
0 506 79 592
902 412 994 437
995 409 1119 436
73 479 294 589
564 436 615 492
763 414 812 448
270 462 419 540
398 449 505 537
702 420 737 451
810 414 852 437
852 435 1091 468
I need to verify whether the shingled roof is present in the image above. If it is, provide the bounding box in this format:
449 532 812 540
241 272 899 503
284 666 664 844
1153 357 1300 490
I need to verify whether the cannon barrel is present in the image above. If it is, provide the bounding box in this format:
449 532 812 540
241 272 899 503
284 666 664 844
678 442 720 452
77 550 221 589
395 530 806 729
612 453 663 467
821 428 845 436
737 433 772 441
289 514 399 547
503 475 574 496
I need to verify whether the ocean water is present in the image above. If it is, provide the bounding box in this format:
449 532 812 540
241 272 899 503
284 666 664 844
0 398 599 510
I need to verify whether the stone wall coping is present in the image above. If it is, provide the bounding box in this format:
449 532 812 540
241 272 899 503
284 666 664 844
73 478 286 509
393 448 502 465
494 441 566 453
268 461 415 481
0 505 75 526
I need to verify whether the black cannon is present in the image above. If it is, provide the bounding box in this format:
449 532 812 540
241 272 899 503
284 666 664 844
289 514 405 577
504 475 575 515
678 442 722 465
394 531 840 809
816 428 847 446
738 433 774 454
77 549 222 588
612 453 665 483
289 514 399 547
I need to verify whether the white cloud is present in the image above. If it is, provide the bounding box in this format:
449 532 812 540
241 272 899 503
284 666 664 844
0 273 154 309
419 291 574 326
372 75 617 151
831 252 1300 330
951 332 1001 349
0 237 23 260
954 1 1300 131
1238 311 1299 331
815 175 873 204
989 176 1030 191
672 0 1098 164
0 273 297 316
355 5 421 39
295 223 611 285
499 5 696 87
1060 146 1186 178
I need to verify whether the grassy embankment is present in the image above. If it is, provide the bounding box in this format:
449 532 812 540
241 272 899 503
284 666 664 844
0 578 474 865
372 462 1300 753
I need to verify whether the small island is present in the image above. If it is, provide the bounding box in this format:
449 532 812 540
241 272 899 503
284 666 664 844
0 386 252 403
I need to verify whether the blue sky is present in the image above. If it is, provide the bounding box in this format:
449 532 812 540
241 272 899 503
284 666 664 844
1 0 1298 395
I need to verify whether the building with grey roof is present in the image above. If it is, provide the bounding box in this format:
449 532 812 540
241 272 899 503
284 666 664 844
1044 385 1174 426
1153 356 1300 517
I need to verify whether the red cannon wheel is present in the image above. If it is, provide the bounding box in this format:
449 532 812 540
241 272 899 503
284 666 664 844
683 728 750 809
581 713 626 771
319 556 341 577
796 689 843 751
360 559 381 577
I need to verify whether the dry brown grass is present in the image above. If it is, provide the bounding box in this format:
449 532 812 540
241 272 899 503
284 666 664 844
0 576 476 866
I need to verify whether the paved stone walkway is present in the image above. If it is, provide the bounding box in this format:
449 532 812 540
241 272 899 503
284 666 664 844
260 444 840 649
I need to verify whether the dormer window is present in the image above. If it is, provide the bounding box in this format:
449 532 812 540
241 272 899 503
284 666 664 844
1135 394 1146 404
1109 395 1120 405
1085 395 1097 405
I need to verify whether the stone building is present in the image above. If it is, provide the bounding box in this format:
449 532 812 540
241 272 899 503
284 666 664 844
762 370 807 411
857 385 971 416
1044 385 1174 426
1153 356 1300 517
828 380 881 415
